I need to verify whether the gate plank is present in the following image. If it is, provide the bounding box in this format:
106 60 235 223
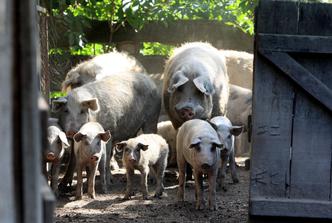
289 50 332 202
259 50 332 112
256 0 299 34
250 52 294 199
298 3 332 36
258 34 332 54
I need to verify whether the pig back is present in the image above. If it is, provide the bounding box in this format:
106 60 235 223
71 72 161 142
135 134 169 165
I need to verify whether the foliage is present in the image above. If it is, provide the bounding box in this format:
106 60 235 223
140 42 174 56
50 91 67 99
49 0 257 51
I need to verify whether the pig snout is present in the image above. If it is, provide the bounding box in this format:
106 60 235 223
201 163 211 170
177 107 195 120
46 152 56 162
90 155 99 162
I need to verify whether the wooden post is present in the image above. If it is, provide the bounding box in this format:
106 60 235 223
0 0 15 222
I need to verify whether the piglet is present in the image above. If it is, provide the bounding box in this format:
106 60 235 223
44 118 70 197
210 116 243 191
73 122 111 199
116 134 169 200
176 119 222 210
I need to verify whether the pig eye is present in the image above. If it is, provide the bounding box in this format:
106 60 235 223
227 135 231 139
195 146 201 152
125 148 130 153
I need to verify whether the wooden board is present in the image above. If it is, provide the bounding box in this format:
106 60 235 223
0 1 15 223
288 42 332 202
250 0 332 219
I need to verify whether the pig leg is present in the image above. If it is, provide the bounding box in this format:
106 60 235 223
87 164 97 199
219 155 228 191
208 170 218 210
177 156 186 202
50 161 61 197
193 170 204 210
59 144 75 192
105 143 113 186
124 168 134 200
154 158 167 198
229 149 239 183
141 119 158 134
75 163 83 200
139 167 150 200
98 154 107 193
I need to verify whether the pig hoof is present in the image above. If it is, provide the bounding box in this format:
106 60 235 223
88 194 95 199
75 195 82 200
154 192 162 199
195 203 204 210
122 195 131 201
209 206 217 211
142 195 150 200
232 178 239 184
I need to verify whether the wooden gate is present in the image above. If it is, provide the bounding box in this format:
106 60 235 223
250 0 332 219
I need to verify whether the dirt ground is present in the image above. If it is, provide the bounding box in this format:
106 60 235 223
55 158 250 223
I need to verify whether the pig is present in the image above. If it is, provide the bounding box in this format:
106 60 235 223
157 121 177 166
210 116 243 191
176 119 222 210
53 72 161 189
226 84 252 156
220 50 253 90
61 51 146 92
116 134 169 200
163 42 229 129
44 118 70 196
73 122 111 199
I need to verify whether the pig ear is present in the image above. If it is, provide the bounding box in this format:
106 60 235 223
207 120 219 132
193 76 215 95
81 98 99 112
99 130 111 142
167 71 189 93
59 132 70 147
189 138 201 149
52 97 67 112
230 126 243 136
115 142 127 152
137 143 149 151
73 132 86 142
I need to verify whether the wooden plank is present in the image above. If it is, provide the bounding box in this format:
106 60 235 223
0 1 15 223
256 0 299 34
250 198 332 219
41 177 55 223
250 51 294 199
298 2 332 36
250 0 298 205
289 48 332 201
16 0 42 222
258 34 332 54
259 50 332 112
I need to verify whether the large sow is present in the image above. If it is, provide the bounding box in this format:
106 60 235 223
163 42 229 129
54 72 161 186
